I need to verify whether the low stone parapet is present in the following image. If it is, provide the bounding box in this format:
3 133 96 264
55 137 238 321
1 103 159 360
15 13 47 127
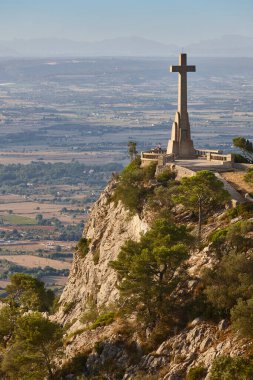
141 151 174 167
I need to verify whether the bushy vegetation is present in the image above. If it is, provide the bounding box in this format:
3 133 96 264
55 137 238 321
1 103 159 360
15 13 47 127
112 158 177 217
225 202 253 220
245 168 253 184
233 137 253 163
210 356 253 380
112 157 157 213
208 220 253 257
203 251 253 317
5 273 55 312
1 312 63 380
173 170 230 239
90 312 115 329
76 237 90 258
110 218 193 329
0 274 63 379
231 298 253 339
186 365 207 380
232 153 250 163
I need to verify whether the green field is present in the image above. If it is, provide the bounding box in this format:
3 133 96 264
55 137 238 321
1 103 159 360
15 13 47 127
0 214 37 225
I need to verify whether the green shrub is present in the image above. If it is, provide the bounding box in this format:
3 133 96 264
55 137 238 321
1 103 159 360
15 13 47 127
210 356 253 380
76 237 89 258
93 249 100 265
226 202 253 220
232 153 250 163
245 168 253 184
112 158 156 213
208 221 253 257
56 353 87 378
94 341 104 355
147 185 174 220
63 301 75 314
80 305 98 325
203 251 253 316
156 167 176 186
231 298 253 338
110 218 193 328
186 365 207 380
90 312 115 330
65 328 86 343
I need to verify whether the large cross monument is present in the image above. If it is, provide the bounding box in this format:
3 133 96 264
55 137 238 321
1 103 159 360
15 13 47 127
167 53 196 158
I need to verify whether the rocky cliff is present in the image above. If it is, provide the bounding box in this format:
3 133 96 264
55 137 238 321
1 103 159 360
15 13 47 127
56 180 148 326
55 176 253 379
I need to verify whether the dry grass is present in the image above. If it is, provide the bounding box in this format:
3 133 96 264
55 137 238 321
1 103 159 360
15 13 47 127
0 255 71 270
221 171 253 194
0 201 85 224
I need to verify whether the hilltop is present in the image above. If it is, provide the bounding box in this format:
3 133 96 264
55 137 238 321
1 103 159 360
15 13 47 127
53 160 253 379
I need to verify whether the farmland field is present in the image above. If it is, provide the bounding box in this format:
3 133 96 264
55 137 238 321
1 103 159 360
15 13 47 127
0 214 36 225
0 255 71 270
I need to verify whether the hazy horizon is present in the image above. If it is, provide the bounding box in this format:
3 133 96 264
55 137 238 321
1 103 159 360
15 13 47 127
0 0 252 45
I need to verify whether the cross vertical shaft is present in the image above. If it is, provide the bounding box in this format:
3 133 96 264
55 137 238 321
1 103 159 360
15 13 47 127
167 53 196 158
178 53 188 118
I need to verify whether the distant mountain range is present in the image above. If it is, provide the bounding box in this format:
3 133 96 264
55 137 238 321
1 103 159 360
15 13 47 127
0 35 252 57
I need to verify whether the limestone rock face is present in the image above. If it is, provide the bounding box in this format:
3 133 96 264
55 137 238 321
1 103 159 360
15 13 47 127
56 181 148 325
54 179 251 379
124 321 248 379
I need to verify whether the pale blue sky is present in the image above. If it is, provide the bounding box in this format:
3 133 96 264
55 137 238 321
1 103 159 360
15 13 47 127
0 0 252 43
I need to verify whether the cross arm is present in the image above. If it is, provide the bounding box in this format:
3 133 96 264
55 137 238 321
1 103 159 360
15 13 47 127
186 66 196 72
170 65 196 73
170 65 180 72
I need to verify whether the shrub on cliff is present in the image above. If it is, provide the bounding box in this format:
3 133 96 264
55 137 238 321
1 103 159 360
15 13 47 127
225 202 253 220
231 298 253 339
112 157 157 213
210 356 253 380
110 218 193 328
173 170 230 239
76 237 90 258
209 221 253 257
203 251 253 317
186 365 207 380
156 167 176 186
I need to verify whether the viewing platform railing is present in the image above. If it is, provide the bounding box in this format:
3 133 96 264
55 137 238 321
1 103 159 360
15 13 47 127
141 151 175 166
195 149 233 163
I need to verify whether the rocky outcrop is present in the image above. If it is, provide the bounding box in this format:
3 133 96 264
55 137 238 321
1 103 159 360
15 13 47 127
54 176 253 379
60 318 249 380
56 181 148 325
124 320 249 379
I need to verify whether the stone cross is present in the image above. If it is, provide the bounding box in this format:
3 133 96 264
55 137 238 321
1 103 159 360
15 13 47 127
167 53 196 158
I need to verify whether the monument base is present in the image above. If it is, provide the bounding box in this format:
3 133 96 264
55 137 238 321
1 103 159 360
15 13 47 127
167 138 196 159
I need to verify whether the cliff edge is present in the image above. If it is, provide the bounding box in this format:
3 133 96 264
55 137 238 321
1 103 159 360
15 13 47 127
56 180 148 326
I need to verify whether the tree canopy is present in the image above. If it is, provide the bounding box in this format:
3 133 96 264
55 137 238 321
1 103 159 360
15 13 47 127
6 273 55 312
173 171 230 239
233 137 253 163
110 218 193 327
1 312 63 380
